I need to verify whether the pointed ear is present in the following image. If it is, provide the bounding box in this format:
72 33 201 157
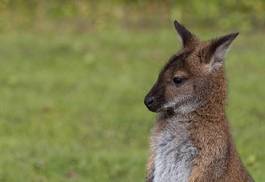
174 20 195 47
206 32 239 72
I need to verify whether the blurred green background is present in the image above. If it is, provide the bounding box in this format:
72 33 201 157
0 0 264 181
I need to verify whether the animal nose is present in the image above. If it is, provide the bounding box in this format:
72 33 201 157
144 96 154 107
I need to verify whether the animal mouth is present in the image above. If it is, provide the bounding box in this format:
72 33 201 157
159 95 200 113
144 95 165 113
145 102 161 112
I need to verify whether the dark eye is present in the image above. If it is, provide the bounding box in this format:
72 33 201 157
173 77 184 85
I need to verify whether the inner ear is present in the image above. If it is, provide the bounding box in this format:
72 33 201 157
204 32 239 71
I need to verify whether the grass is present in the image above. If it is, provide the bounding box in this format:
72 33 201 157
0 27 264 181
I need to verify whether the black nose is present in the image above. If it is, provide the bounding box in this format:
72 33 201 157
144 96 154 107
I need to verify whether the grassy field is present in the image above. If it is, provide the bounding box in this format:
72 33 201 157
0 27 264 181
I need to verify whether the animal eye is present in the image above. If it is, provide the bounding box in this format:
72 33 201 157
173 77 184 85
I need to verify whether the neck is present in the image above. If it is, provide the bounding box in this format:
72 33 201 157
195 72 227 121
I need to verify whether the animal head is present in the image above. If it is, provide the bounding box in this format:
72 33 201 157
144 20 238 114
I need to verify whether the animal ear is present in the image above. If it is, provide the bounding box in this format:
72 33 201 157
206 32 239 72
174 20 195 47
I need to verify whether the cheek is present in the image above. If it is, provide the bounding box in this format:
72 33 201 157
179 84 194 97
193 78 210 96
164 83 194 101
164 85 175 101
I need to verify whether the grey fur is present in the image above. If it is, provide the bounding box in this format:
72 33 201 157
151 116 198 182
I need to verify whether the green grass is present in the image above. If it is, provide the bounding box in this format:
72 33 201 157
0 28 264 181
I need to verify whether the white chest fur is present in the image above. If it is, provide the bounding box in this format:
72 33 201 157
152 119 197 182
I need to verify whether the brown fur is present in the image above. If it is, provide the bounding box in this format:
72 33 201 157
145 21 254 182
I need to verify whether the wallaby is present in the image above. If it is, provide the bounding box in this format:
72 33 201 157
144 20 254 182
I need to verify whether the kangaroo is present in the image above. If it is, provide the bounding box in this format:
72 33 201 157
144 20 254 182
